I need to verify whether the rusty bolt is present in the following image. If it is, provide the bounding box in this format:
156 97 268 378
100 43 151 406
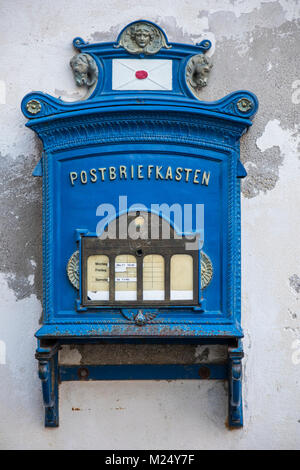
198 366 210 379
77 367 89 380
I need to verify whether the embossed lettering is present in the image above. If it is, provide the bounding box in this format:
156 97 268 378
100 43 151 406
69 171 78 185
109 166 117 180
148 165 154 179
184 168 192 182
80 171 87 184
68 164 211 187
119 165 127 179
156 166 163 180
175 167 183 181
90 168 97 182
165 166 173 180
98 168 106 181
193 169 201 184
202 171 210 186
137 165 144 179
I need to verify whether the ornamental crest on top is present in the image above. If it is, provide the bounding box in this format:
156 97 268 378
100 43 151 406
116 21 171 55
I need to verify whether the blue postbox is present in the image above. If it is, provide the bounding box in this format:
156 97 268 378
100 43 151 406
21 20 258 428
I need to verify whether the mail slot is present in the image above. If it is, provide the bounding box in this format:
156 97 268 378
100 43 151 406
21 20 258 428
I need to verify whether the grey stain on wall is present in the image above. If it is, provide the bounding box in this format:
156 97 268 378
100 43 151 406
156 3 299 198
203 7 299 198
89 24 123 43
59 343 227 365
289 274 300 294
0 151 42 302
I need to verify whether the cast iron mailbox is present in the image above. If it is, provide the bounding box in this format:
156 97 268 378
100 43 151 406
21 20 258 428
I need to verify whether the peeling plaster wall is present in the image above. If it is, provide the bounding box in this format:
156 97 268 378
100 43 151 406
0 0 300 450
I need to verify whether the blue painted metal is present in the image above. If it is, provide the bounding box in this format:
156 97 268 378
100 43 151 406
228 340 244 427
35 341 59 427
21 21 258 428
32 158 43 177
60 363 227 381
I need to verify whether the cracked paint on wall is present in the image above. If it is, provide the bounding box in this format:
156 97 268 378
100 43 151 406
289 274 300 294
242 118 300 197
192 4 300 198
59 344 227 366
0 152 42 301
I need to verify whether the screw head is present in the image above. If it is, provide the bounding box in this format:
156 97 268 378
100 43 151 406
198 366 210 379
77 367 89 380
237 97 253 113
26 99 42 114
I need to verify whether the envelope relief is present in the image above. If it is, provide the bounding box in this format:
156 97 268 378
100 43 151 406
112 59 173 91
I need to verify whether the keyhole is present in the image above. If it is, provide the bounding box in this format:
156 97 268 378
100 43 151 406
136 248 143 257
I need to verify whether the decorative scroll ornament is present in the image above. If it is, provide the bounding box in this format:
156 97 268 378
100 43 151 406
116 21 171 55
67 250 80 289
121 309 158 325
186 54 212 95
134 310 156 326
201 251 213 289
70 53 98 87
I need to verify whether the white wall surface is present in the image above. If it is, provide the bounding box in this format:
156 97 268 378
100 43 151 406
0 0 299 449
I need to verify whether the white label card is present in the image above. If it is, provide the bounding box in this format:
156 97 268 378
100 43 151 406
115 262 136 272
115 277 137 282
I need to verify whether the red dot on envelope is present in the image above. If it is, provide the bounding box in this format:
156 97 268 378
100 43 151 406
135 70 148 80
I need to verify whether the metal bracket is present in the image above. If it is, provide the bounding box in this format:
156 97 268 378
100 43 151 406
35 339 245 428
228 340 244 428
60 363 227 381
35 340 60 427
32 158 43 177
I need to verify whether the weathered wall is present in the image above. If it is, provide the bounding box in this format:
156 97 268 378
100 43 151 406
0 0 299 449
